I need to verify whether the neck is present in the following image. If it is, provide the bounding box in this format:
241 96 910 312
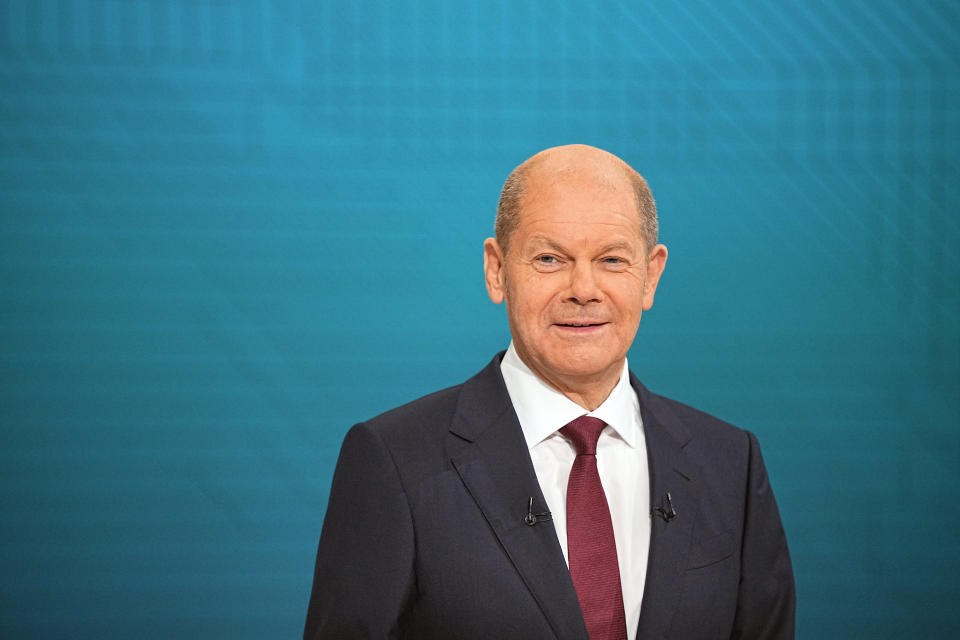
552 377 619 411
513 349 624 411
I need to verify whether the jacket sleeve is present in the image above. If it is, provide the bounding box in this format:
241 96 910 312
731 430 796 639
303 422 416 639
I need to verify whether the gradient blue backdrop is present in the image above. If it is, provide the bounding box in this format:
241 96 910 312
2 1 958 638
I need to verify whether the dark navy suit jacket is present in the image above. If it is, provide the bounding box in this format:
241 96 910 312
304 354 795 639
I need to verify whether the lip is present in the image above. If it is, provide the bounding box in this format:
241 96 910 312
553 322 609 334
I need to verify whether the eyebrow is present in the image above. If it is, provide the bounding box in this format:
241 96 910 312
525 235 568 253
596 241 635 254
525 235 637 255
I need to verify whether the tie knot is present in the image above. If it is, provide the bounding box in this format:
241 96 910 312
560 416 607 455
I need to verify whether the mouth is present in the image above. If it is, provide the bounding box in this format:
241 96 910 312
553 321 608 333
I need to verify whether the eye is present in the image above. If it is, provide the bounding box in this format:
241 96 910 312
532 254 564 270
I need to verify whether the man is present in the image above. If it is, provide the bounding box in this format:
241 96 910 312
304 145 795 639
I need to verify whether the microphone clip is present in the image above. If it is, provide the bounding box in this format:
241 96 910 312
653 491 677 522
524 497 553 526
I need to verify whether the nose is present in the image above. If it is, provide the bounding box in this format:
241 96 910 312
564 261 602 305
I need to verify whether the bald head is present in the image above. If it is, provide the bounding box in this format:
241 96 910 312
495 144 658 254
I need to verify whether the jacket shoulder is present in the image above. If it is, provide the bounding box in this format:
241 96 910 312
362 382 464 437
649 391 745 435
635 380 756 462
356 353 506 444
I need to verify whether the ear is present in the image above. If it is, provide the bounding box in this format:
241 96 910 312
483 238 506 304
641 243 668 310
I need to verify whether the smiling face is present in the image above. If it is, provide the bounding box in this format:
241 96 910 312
484 150 667 406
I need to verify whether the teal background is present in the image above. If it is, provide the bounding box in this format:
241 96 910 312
2 1 958 638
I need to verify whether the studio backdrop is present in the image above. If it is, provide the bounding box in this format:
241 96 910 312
2 1 958 638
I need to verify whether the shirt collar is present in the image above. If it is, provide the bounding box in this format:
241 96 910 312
500 341 641 450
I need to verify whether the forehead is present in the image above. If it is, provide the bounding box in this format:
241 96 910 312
515 168 643 244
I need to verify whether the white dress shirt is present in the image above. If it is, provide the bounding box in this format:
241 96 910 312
500 342 650 640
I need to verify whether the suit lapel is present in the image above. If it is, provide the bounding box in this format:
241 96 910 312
449 356 588 640
446 359 699 639
632 376 698 639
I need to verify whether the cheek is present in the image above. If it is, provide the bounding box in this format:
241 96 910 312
509 278 555 313
609 284 647 324
505 287 547 333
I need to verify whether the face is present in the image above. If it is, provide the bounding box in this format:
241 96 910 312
484 168 668 394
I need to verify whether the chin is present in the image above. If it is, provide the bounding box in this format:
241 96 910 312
547 353 621 381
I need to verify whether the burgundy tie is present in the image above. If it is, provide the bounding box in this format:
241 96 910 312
561 416 627 640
